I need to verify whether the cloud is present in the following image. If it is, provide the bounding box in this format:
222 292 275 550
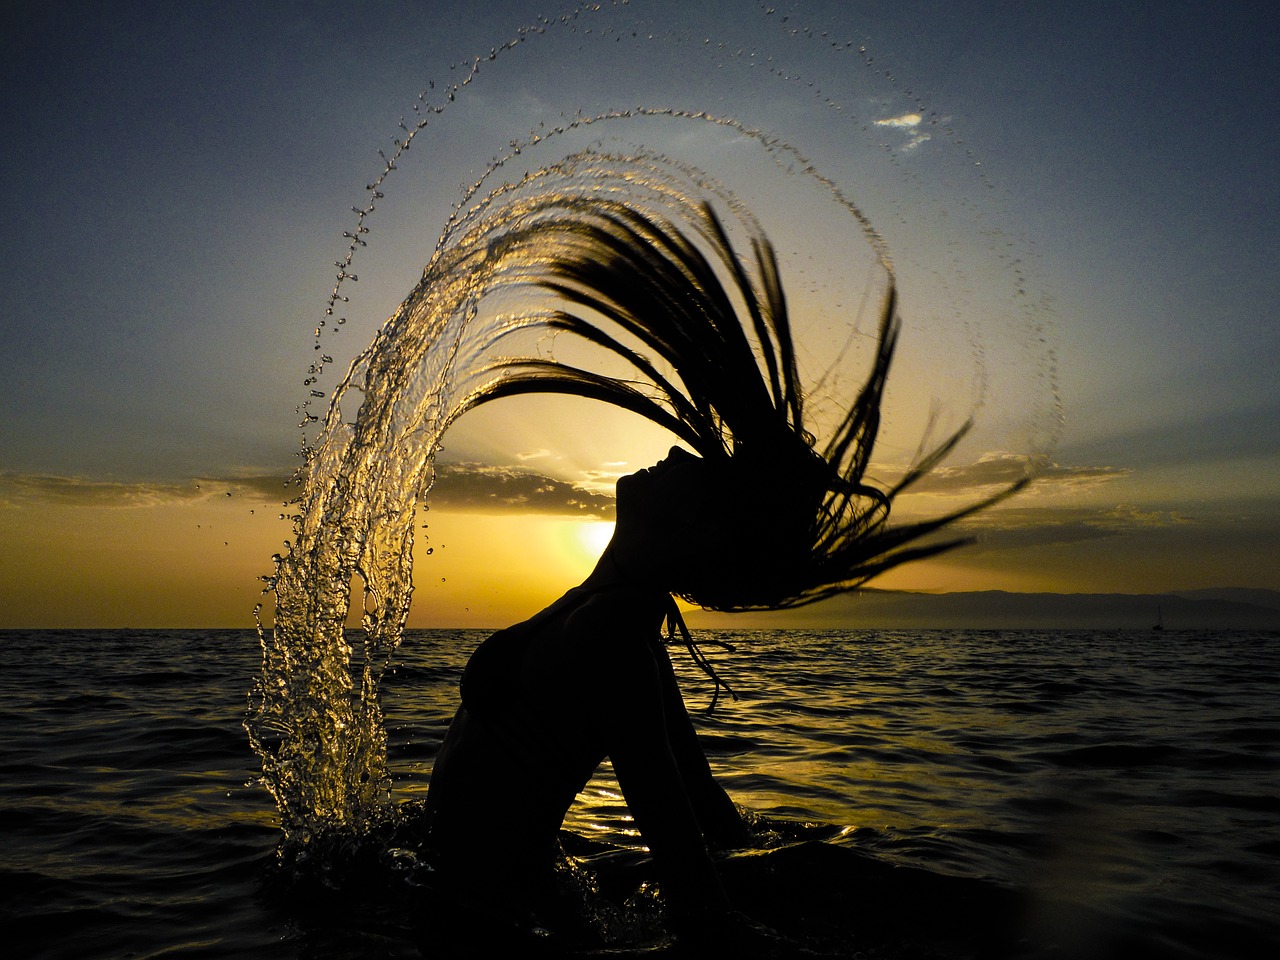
901 452 1130 496
877 451 1185 551
209 474 300 501
0 464 614 518
0 473 204 508
1033 462 1133 492
429 462 615 518
873 112 931 151
0 472 295 509
955 502 1196 550
874 112 922 130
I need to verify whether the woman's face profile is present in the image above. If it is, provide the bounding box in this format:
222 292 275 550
618 446 703 513
616 446 732 544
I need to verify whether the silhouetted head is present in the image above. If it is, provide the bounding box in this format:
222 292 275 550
613 442 832 610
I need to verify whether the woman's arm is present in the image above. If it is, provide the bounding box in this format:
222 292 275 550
649 639 752 849
603 640 789 952
562 598 794 953
567 603 734 924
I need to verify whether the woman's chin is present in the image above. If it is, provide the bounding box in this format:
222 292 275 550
614 470 649 504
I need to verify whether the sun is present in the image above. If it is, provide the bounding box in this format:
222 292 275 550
575 520 616 563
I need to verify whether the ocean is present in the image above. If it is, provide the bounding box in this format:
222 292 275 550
2 627 1276 959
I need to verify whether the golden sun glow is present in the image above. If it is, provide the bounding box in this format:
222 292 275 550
576 520 616 563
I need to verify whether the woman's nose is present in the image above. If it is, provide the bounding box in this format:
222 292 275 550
653 446 696 474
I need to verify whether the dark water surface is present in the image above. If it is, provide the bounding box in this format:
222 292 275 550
2 628 1276 958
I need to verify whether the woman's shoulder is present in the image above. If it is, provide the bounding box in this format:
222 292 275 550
554 585 663 671
563 583 662 634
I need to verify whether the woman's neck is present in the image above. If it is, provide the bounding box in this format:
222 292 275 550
580 545 637 591
576 546 668 616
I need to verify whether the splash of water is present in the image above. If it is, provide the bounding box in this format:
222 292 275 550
246 2 1062 857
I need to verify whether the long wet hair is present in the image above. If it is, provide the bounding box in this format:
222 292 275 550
460 198 1025 611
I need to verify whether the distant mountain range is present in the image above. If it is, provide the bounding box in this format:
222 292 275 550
688 588 1280 631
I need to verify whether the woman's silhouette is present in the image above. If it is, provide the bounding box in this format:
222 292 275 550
416 200 1023 948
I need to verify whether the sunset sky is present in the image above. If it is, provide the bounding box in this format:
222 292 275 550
2 0 1277 628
